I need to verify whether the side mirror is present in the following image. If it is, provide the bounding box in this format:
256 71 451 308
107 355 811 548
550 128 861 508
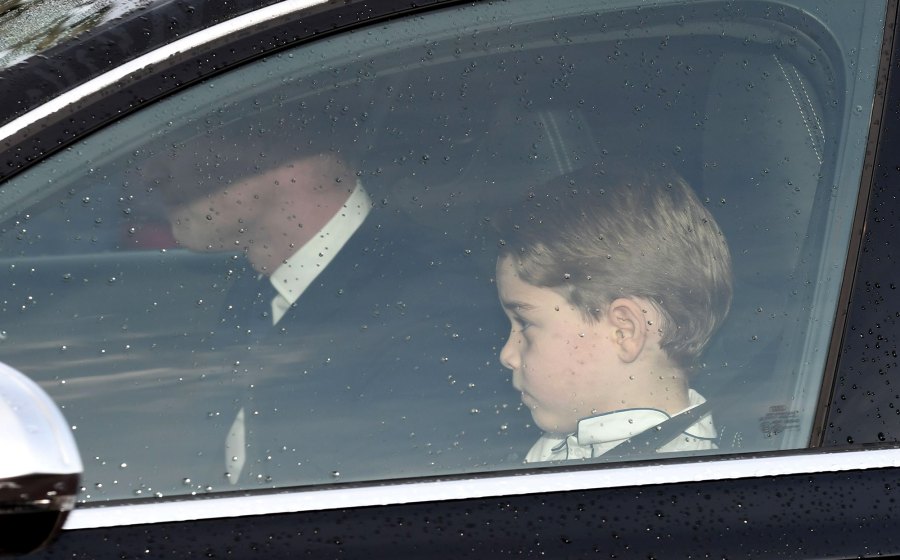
0 362 82 555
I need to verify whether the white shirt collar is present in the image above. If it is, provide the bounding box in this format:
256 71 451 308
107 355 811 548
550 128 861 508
267 181 371 324
525 389 718 463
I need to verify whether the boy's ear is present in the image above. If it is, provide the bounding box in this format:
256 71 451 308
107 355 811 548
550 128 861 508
607 297 647 363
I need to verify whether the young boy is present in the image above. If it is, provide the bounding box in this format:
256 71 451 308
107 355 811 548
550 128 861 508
494 164 733 462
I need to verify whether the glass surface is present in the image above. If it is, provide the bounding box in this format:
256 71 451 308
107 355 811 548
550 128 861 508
0 0 886 502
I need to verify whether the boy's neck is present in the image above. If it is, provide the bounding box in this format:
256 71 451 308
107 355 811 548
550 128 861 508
617 364 690 416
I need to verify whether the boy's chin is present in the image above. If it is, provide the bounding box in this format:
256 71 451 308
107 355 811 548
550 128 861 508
532 415 577 436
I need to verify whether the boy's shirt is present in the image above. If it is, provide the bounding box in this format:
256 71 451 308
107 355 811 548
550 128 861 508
524 389 717 463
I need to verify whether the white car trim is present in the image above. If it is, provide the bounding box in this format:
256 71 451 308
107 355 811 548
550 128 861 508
0 0 327 144
65 447 900 529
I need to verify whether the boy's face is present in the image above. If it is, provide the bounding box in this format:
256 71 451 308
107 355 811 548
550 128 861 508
496 256 631 434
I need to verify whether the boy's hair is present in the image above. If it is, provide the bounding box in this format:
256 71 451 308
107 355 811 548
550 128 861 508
496 163 733 367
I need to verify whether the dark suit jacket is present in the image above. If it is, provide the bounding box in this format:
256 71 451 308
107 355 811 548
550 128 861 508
213 209 534 488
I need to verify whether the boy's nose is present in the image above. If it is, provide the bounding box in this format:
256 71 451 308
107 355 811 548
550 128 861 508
499 332 520 371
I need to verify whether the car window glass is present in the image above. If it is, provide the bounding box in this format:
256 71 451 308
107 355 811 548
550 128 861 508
0 0 886 502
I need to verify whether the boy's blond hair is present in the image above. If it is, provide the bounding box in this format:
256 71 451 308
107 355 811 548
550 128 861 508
496 163 733 367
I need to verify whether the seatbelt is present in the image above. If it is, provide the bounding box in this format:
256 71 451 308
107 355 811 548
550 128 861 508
604 399 715 459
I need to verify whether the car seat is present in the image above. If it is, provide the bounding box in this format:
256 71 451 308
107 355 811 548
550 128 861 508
698 44 834 452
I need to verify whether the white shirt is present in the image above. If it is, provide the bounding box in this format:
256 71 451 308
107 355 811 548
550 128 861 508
268 182 371 324
227 181 371 484
525 389 717 463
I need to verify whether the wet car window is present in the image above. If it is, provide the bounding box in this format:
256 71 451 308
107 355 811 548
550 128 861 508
0 0 886 502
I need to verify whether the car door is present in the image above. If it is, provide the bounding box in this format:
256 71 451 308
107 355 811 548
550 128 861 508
1 0 898 557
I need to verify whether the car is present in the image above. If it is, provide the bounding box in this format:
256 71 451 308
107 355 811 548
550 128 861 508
2 0 900 557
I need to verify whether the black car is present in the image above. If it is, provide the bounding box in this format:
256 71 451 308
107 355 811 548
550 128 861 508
2 0 900 557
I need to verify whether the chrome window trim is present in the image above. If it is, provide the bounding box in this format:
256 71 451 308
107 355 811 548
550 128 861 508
65 447 900 529
0 0 327 144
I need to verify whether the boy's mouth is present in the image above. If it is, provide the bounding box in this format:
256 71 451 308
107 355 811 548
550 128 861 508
518 389 534 407
511 378 533 406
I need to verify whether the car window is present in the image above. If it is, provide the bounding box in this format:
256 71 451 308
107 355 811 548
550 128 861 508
0 0 886 502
